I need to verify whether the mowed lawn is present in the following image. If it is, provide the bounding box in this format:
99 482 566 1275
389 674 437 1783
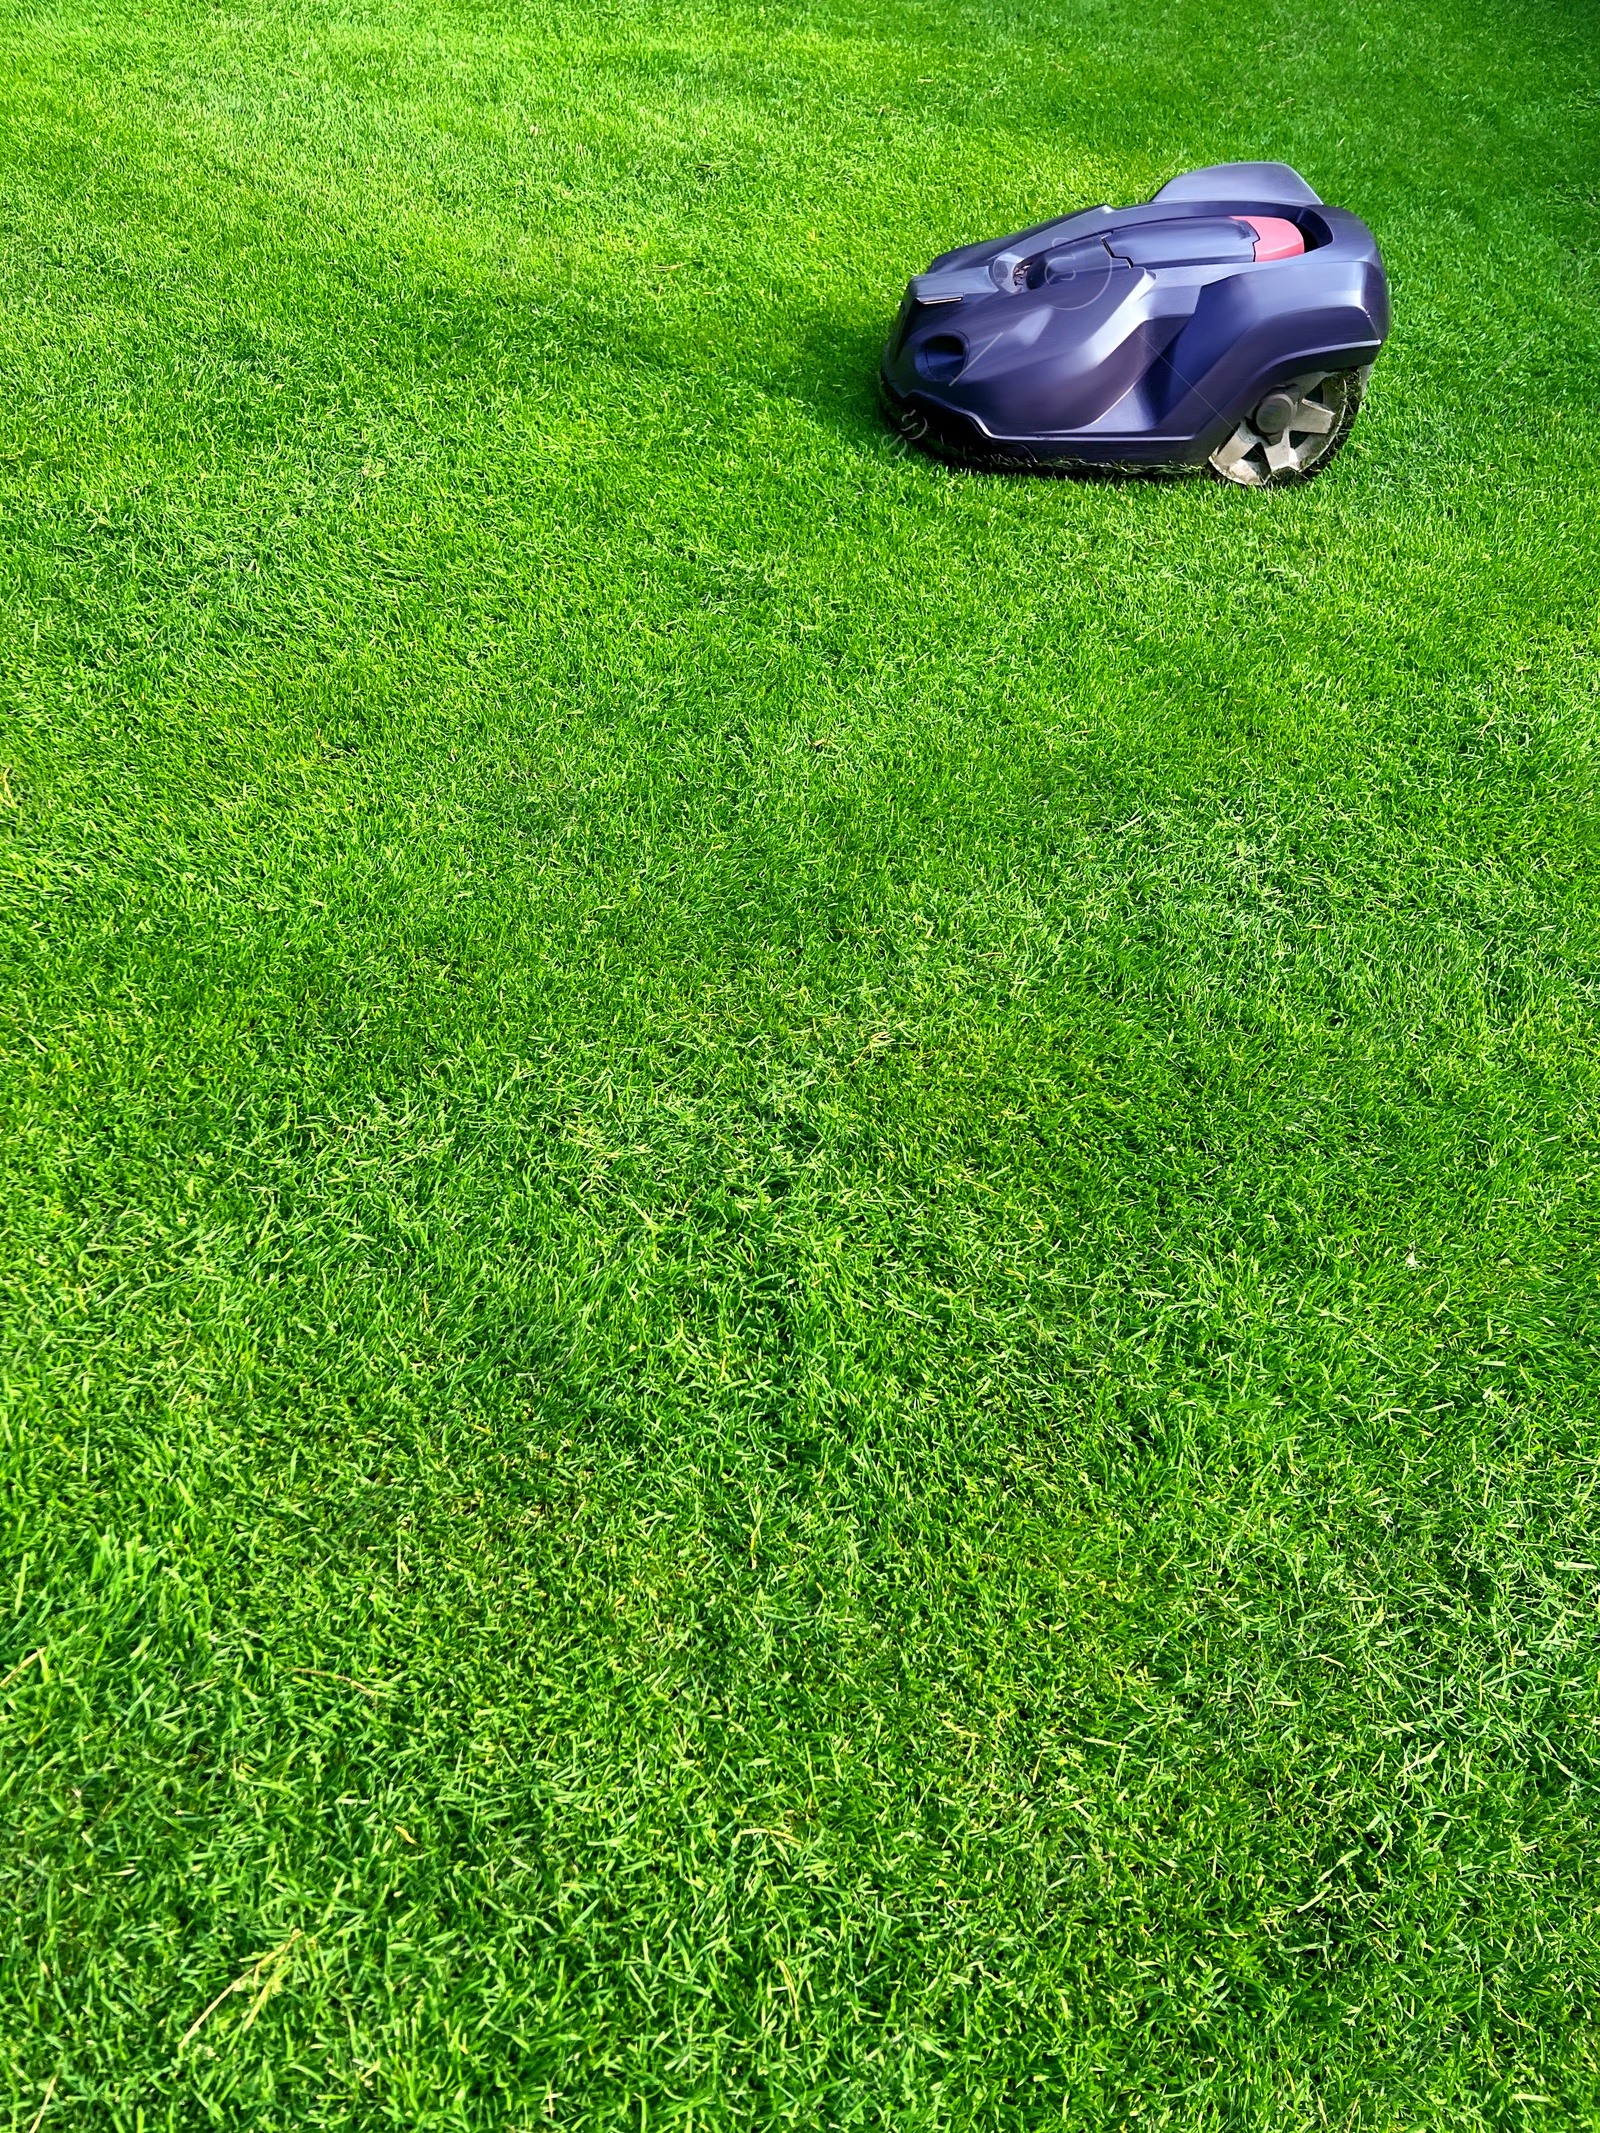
3 0 1598 2122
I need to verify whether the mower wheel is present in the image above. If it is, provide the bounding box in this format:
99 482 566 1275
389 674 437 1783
1208 366 1371 488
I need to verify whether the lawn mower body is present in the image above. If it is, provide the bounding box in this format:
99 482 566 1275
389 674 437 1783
880 162 1389 477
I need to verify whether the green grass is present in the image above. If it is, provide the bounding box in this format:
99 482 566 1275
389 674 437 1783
2 0 1598 2121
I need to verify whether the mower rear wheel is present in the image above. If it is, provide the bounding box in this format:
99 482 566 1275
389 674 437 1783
1208 367 1370 487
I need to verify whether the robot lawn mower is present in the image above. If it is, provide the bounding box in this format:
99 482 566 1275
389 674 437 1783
880 161 1388 485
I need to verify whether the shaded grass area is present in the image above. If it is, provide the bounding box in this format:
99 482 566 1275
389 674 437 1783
2 0 1599 2122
